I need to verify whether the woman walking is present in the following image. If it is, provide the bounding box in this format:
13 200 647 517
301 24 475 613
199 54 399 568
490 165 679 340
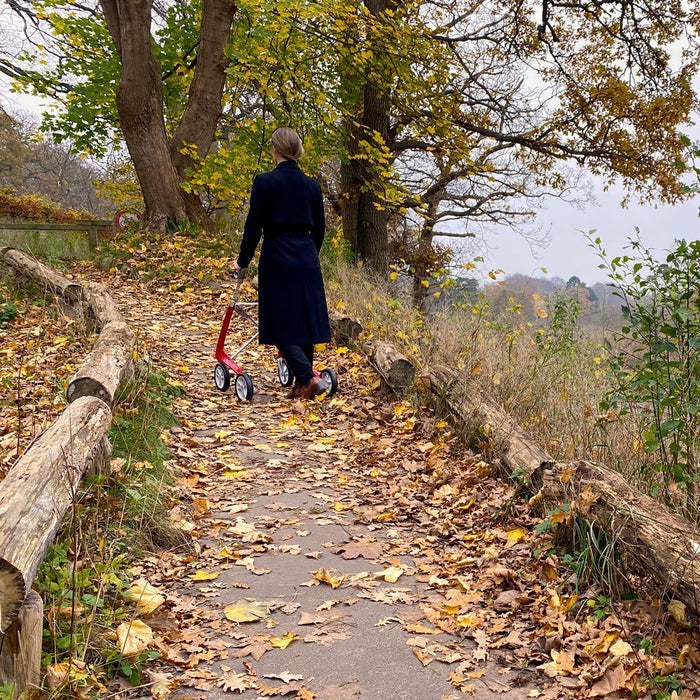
233 127 332 399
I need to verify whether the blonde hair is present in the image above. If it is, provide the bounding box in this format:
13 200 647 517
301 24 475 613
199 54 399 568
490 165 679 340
271 127 305 161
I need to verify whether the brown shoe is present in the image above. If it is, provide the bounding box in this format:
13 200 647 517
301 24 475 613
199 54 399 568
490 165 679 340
285 382 303 399
299 376 329 400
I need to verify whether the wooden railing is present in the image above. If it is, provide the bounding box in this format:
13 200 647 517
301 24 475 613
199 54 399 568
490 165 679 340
0 247 135 694
0 219 114 253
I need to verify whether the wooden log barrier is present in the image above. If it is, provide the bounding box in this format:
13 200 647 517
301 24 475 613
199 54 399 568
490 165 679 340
0 397 112 633
0 591 43 691
1 247 83 303
366 339 416 393
427 365 700 614
66 321 136 405
84 281 127 328
428 365 555 486
329 310 363 345
544 460 700 615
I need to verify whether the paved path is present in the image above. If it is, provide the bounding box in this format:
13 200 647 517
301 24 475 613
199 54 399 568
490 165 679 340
101 273 546 699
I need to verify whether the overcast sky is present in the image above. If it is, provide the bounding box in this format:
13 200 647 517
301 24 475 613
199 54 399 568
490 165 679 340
475 184 699 285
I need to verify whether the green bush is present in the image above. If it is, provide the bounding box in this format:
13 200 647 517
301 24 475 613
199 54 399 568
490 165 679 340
592 235 700 516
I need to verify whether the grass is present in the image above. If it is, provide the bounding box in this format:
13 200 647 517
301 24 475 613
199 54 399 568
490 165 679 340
36 363 187 697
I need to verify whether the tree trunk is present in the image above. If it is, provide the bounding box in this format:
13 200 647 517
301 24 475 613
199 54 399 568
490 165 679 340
100 0 234 232
426 365 700 615
0 397 112 633
339 0 393 273
339 117 361 255
329 310 363 345
0 591 42 692
170 0 236 177
411 200 439 310
366 339 415 392
66 321 136 405
1 247 82 303
428 365 555 485
544 460 700 616
84 281 126 328
355 83 390 273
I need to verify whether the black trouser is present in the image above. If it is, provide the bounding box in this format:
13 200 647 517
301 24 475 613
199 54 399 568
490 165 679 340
277 344 314 385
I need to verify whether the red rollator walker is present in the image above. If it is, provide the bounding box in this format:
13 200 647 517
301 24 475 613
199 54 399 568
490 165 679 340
214 268 339 401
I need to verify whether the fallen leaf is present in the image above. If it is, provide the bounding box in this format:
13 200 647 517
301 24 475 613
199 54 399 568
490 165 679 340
590 665 626 697
224 600 270 622
117 619 154 657
312 568 346 588
264 673 304 684
270 631 300 649
379 566 405 583
218 665 251 692
123 578 166 616
190 571 219 581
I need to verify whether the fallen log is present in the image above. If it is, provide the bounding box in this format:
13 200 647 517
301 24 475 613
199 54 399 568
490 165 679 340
0 396 112 633
0 591 42 691
329 310 363 344
66 321 136 405
544 460 700 615
428 365 555 486
1 246 83 303
366 339 416 393
84 281 126 328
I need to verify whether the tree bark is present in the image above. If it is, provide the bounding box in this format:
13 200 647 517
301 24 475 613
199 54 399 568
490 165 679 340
366 339 415 392
0 590 42 692
84 281 126 328
329 309 363 344
355 84 390 273
428 365 555 486
544 460 700 616
0 397 112 633
170 0 236 178
1 247 82 302
339 117 362 255
426 365 700 614
338 0 393 273
66 321 136 405
100 0 235 232
411 200 439 310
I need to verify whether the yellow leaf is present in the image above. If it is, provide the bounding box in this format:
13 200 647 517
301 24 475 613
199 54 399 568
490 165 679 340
506 529 525 542
123 579 165 616
390 271 398 280
668 599 686 624
224 600 270 622
312 569 346 588
223 469 248 479
380 566 405 583
609 639 633 657
536 308 548 318
190 571 219 581
214 430 230 440
117 620 153 657
270 631 300 649
335 346 349 355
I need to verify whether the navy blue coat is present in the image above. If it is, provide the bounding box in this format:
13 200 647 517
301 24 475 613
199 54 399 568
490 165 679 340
237 160 331 346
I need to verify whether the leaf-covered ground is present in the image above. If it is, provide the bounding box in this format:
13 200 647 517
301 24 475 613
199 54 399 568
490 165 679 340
2 254 699 699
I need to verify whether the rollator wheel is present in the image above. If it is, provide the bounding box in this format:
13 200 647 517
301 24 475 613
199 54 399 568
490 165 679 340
277 357 294 387
214 362 230 391
320 367 338 396
235 372 254 401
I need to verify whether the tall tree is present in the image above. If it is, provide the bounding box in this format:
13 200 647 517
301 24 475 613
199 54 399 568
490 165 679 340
6 0 236 231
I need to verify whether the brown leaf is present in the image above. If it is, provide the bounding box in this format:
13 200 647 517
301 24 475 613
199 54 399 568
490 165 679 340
590 665 626 697
334 539 384 560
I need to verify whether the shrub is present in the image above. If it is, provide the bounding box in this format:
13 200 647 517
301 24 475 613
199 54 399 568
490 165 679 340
591 235 700 517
